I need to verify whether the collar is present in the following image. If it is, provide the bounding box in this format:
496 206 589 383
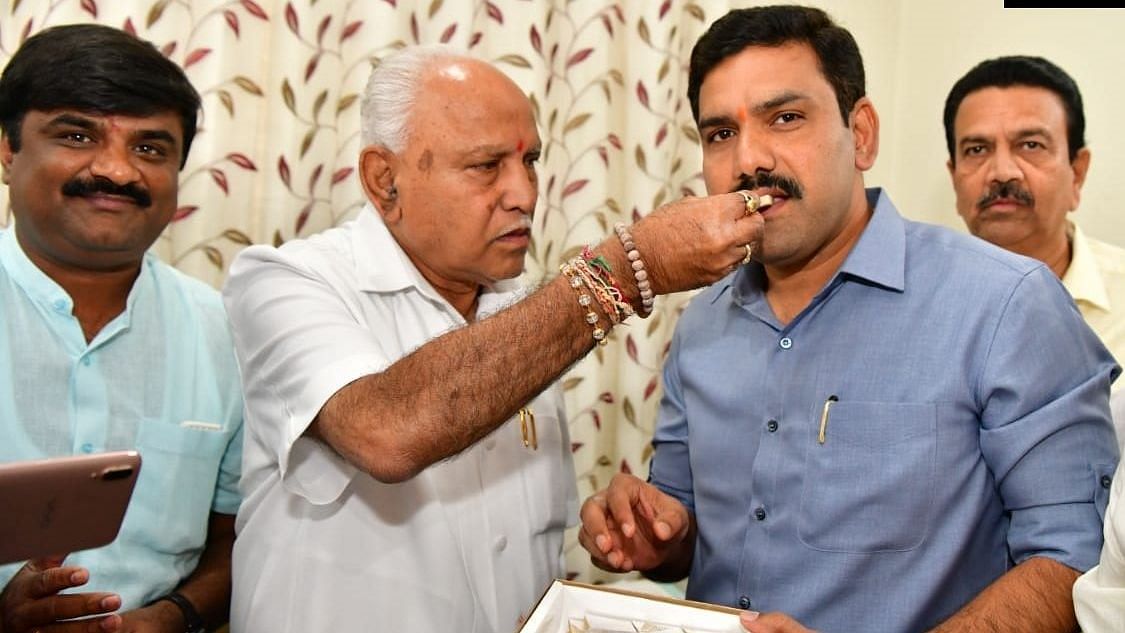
729 187 906 305
0 227 150 318
1063 221 1111 312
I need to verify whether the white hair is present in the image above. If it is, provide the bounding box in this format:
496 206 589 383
360 44 473 152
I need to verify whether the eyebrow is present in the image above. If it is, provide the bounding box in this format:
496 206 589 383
43 113 98 131
697 91 808 130
463 143 542 158
43 113 178 146
958 127 1053 147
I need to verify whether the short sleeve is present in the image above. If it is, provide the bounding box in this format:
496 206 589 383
224 245 392 504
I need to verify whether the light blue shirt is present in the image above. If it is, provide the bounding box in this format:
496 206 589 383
650 189 1119 632
0 229 243 609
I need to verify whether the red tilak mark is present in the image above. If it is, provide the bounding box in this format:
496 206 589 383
516 139 525 153
736 105 748 123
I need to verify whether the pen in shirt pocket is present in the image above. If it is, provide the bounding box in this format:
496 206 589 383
817 395 838 444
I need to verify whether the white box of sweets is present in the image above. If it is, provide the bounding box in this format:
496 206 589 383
518 580 743 633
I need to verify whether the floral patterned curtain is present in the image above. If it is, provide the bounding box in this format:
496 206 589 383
0 0 728 581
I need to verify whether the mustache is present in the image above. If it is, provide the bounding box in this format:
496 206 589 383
61 176 152 208
732 172 804 199
495 218 532 237
977 181 1033 210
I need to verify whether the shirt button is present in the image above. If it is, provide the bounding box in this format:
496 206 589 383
754 507 766 521
738 595 752 609
80 443 94 453
484 438 496 450
1102 474 1113 489
493 535 508 553
779 337 792 350
53 300 68 312
81 356 92 366
766 420 778 433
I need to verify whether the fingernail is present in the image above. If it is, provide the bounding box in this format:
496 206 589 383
101 594 121 609
595 534 609 552
740 610 760 623
622 523 634 538
70 569 88 584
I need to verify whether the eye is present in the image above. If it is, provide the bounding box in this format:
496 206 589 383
705 128 736 144
524 152 541 167
962 144 987 157
472 160 500 172
1021 140 1044 150
772 112 803 126
60 132 93 144
135 144 168 158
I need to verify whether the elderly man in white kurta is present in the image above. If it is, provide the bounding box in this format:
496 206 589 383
222 44 763 632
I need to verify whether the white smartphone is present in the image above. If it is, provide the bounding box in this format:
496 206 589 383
0 450 141 564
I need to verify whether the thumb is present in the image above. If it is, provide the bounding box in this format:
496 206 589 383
648 497 688 543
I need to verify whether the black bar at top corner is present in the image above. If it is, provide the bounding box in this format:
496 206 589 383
1005 1 1125 7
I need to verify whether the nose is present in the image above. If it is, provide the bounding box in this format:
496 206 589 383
501 161 538 217
88 141 142 185
737 131 777 179
985 145 1023 186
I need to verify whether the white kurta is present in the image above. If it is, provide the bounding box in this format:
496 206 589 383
223 207 576 632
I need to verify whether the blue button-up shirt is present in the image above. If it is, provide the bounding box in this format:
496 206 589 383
650 189 1119 632
0 229 243 609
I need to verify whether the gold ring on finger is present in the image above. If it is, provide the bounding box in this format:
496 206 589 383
741 243 753 265
739 191 760 216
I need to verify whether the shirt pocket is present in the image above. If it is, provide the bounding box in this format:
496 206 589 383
797 401 936 553
123 420 229 554
518 408 570 534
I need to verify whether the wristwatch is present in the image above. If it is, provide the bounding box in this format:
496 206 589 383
153 591 207 633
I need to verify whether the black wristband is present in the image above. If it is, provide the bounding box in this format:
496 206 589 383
153 591 207 633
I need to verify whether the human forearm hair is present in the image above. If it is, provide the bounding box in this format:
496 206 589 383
311 265 609 483
929 557 1080 633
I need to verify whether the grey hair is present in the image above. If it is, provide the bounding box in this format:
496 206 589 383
360 44 472 152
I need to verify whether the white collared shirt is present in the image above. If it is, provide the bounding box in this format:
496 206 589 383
223 207 576 633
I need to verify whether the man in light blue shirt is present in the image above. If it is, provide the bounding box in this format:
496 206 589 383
0 25 242 633
578 6 1118 632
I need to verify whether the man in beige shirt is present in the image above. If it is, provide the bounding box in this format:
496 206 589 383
944 55 1125 390
945 55 1125 630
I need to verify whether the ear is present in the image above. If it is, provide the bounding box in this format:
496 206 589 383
0 134 13 185
850 97 879 171
1068 147 1091 212
946 157 955 180
359 145 400 221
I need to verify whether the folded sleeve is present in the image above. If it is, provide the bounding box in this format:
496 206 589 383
978 265 1120 572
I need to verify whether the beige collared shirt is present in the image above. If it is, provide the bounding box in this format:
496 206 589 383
1063 222 1125 392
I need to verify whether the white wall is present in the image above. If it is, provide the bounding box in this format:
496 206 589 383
736 2 1125 246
